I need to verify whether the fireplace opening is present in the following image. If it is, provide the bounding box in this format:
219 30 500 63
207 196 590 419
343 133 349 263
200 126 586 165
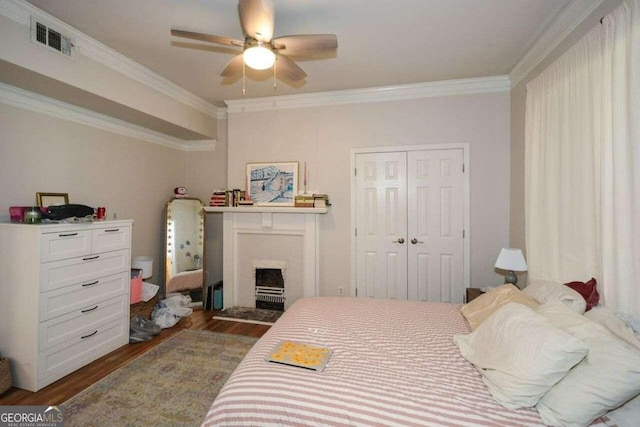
255 268 285 311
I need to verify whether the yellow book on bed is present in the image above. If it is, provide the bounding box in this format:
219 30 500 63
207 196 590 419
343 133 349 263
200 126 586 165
266 341 332 372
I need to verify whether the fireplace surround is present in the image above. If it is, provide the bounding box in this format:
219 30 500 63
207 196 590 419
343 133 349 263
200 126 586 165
204 206 328 310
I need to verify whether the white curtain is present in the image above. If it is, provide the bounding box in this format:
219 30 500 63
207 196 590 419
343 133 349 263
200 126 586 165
525 0 640 316
601 1 640 315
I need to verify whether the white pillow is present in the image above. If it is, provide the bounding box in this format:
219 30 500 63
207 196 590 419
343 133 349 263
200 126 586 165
535 302 640 426
454 302 587 409
523 280 586 313
604 393 640 427
584 306 640 351
460 284 539 330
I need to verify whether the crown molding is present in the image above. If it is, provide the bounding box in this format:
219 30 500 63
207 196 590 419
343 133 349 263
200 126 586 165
182 140 218 152
509 0 608 87
0 0 223 119
0 83 216 151
225 75 511 113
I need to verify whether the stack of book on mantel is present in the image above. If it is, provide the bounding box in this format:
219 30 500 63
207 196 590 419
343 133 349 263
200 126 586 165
210 189 253 207
312 194 330 208
294 194 331 208
210 190 227 207
294 194 314 207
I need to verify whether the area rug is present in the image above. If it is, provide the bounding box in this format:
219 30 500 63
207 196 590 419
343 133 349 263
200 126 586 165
62 330 258 427
213 307 284 325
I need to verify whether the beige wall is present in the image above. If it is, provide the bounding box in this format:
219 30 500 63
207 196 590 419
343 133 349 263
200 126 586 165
0 102 196 283
227 91 511 296
509 83 527 251
185 119 228 286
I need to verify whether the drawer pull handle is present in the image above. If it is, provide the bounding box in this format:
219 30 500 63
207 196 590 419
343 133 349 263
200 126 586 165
82 255 100 261
81 280 99 287
81 305 99 313
81 330 98 339
104 229 120 232
58 232 78 237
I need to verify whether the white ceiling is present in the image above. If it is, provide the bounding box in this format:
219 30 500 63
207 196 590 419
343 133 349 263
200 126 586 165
25 0 572 107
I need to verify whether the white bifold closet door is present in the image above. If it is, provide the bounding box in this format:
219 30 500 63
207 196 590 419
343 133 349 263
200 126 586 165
355 149 464 303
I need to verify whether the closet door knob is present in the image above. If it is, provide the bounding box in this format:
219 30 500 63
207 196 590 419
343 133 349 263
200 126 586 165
411 238 424 244
393 238 405 244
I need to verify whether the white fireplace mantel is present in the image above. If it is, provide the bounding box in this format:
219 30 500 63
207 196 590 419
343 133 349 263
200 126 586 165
204 206 328 309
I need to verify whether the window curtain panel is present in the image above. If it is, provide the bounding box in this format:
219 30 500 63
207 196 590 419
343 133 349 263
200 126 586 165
601 1 640 316
525 0 640 316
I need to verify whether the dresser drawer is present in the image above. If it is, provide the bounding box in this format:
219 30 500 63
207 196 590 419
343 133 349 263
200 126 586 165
38 294 127 351
40 230 92 263
40 249 129 293
39 271 129 321
37 316 128 386
92 226 130 253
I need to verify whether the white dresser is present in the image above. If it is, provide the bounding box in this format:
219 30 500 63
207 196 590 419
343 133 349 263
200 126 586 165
0 220 133 392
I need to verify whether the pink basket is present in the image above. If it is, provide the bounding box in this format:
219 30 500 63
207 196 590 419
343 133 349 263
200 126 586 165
130 276 142 304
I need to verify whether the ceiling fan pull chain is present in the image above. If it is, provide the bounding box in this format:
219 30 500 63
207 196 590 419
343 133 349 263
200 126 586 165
273 56 277 91
242 60 246 96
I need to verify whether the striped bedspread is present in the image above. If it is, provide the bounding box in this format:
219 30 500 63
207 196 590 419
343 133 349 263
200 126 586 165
202 297 550 426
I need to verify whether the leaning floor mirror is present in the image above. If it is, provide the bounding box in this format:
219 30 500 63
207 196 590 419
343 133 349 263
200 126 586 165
165 197 205 307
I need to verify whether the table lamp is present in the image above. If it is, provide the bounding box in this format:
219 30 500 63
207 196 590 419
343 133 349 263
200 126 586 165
495 248 527 287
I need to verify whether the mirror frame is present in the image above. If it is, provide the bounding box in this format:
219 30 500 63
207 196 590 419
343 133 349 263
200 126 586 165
164 197 206 306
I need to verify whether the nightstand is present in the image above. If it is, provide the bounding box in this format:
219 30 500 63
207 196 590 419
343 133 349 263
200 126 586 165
465 288 485 303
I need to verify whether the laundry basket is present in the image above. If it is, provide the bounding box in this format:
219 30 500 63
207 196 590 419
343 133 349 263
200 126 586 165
0 357 12 395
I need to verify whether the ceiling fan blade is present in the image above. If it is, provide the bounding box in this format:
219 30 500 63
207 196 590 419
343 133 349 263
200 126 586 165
272 34 337 56
171 29 244 47
220 55 245 78
276 54 307 82
238 0 274 42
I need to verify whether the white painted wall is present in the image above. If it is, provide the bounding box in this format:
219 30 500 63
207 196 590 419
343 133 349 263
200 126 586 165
0 13 217 139
0 103 183 280
227 90 511 297
0 91 226 294
185 119 228 287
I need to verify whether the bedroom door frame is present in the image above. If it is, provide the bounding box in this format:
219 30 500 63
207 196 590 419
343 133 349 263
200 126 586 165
350 143 471 300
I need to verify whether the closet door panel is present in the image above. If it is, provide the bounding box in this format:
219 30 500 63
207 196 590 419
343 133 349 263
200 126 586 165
408 149 464 303
355 152 408 299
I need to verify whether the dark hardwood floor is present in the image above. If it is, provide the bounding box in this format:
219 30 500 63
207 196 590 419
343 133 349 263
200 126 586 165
0 309 270 406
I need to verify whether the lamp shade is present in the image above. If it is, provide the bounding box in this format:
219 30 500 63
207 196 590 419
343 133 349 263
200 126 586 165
132 256 153 279
495 248 528 272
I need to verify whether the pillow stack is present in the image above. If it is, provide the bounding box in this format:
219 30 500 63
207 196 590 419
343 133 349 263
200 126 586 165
460 284 539 330
456 283 640 426
535 302 640 426
454 303 587 409
523 280 586 313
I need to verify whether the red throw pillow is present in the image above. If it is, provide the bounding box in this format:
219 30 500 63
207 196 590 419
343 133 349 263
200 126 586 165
564 278 599 311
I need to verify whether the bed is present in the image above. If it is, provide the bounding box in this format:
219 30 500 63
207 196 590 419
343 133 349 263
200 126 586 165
165 268 203 294
203 296 586 426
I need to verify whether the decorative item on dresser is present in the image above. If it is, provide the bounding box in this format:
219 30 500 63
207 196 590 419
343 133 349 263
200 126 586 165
0 220 133 392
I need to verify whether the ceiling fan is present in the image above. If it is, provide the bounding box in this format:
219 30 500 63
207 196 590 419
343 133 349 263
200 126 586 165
170 0 337 84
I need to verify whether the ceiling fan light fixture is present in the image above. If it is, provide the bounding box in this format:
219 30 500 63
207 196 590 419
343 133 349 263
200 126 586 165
243 42 275 70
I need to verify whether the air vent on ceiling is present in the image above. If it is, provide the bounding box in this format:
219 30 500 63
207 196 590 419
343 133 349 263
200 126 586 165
30 16 74 58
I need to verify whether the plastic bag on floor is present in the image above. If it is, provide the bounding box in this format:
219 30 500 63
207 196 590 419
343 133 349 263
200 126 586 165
129 314 162 343
151 307 180 329
151 293 194 328
161 293 193 317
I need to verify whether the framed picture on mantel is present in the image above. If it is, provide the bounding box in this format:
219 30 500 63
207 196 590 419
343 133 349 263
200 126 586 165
246 162 298 206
